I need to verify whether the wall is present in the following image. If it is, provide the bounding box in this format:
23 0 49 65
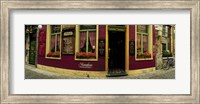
37 25 106 71
129 25 156 70
37 25 155 71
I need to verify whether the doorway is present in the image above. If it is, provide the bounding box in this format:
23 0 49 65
25 25 37 65
107 31 127 76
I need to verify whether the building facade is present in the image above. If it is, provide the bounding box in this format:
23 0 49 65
155 25 175 69
32 25 156 77
25 25 38 65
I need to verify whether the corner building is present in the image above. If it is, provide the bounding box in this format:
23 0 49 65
37 25 156 77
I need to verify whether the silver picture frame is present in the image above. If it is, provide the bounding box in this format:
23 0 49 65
1 0 199 103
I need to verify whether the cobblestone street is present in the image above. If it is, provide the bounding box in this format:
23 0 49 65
118 68 175 79
25 65 175 79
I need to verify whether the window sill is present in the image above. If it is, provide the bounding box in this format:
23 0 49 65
75 58 98 61
135 57 153 61
162 57 173 60
45 56 61 60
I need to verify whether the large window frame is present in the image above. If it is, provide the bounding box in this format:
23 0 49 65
46 25 62 59
75 25 98 61
135 25 153 61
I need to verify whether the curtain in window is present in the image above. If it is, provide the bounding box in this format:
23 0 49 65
50 35 55 52
137 34 141 52
143 35 148 52
57 34 60 51
80 31 87 49
89 31 96 50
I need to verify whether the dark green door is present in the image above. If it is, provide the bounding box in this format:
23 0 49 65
29 40 36 65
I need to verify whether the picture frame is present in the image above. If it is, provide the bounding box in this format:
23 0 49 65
1 0 199 103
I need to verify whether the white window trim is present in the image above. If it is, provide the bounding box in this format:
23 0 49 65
135 25 153 61
75 25 99 61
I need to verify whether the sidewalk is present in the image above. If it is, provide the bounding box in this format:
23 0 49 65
119 68 175 79
25 64 87 79
25 64 175 79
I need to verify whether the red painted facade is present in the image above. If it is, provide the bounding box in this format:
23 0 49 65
37 25 155 72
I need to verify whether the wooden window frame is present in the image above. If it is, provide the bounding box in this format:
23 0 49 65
135 25 153 61
75 25 98 61
45 25 62 60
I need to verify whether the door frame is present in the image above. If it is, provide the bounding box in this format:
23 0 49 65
105 25 129 74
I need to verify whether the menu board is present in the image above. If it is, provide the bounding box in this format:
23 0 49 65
62 31 75 54
129 40 135 56
98 39 105 56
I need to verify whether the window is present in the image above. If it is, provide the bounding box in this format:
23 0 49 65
46 25 61 58
75 25 98 61
162 25 168 37
162 43 166 51
135 25 152 60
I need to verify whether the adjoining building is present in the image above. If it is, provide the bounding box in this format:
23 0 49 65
27 25 157 77
25 25 38 65
155 25 175 69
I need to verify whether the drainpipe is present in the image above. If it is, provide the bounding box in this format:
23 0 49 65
35 25 42 67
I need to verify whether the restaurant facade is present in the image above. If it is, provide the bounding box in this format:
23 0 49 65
35 25 156 77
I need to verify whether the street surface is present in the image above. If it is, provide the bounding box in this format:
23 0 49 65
25 65 175 79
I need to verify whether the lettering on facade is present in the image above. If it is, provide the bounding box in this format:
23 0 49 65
79 62 93 68
63 31 73 36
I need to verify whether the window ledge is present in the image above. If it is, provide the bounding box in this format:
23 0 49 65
162 57 174 60
75 58 98 61
135 58 153 61
45 57 61 60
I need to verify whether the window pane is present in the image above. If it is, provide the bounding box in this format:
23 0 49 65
143 35 148 52
56 34 60 52
80 31 87 52
162 43 166 51
137 34 141 52
51 25 61 33
88 31 96 53
50 35 55 52
137 25 148 33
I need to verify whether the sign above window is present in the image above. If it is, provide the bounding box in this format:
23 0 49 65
137 25 148 33
80 25 96 30
62 25 75 30
64 31 73 36
108 25 126 31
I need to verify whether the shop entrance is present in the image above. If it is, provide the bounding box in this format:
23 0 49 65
107 30 127 76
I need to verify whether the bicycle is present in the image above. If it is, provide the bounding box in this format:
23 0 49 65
162 57 175 70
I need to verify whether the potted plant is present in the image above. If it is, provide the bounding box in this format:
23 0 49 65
137 51 144 58
76 52 96 59
144 52 151 58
